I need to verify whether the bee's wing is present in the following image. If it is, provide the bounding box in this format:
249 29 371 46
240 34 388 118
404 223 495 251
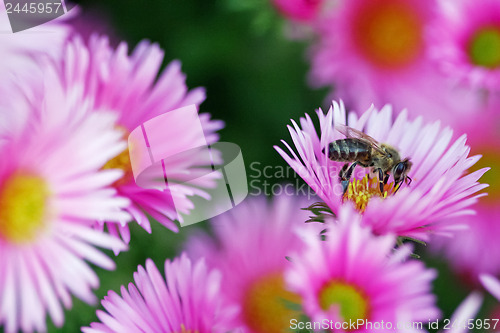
335 124 387 155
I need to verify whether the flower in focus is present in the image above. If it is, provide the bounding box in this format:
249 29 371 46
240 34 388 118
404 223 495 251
429 0 500 94
275 101 489 241
286 206 440 330
47 35 224 244
0 98 129 331
185 194 314 333
82 253 238 333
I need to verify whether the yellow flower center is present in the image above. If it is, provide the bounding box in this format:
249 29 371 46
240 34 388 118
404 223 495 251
102 127 133 186
318 280 370 324
468 26 500 69
0 172 51 243
103 148 132 172
242 272 301 333
344 175 395 213
352 0 424 69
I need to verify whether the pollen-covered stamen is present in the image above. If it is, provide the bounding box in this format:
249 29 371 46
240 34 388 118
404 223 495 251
343 175 396 212
318 280 370 325
103 148 132 174
468 26 500 69
242 272 301 332
102 126 133 185
0 172 51 243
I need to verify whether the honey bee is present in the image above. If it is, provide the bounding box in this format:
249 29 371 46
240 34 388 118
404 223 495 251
325 125 413 194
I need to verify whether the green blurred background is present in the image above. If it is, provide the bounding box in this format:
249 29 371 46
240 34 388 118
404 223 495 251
38 0 496 331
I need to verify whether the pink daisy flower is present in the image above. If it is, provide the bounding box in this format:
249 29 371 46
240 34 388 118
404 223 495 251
310 0 431 108
46 35 224 243
431 209 500 286
308 0 481 125
0 101 129 331
285 206 440 331
429 0 500 93
430 116 500 284
275 101 489 241
186 194 314 333
82 253 238 333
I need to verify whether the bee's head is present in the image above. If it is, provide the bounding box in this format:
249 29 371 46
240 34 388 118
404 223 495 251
392 158 412 187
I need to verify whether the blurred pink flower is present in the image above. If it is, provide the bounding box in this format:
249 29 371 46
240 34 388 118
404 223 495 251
275 101 489 241
431 209 500 286
429 0 500 94
430 116 500 284
308 0 480 126
272 0 323 22
310 0 430 104
0 105 129 332
185 194 314 333
82 254 238 333
285 206 440 331
45 35 224 244
0 3 73 78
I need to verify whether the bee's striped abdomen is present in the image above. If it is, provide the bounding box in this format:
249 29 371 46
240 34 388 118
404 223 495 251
327 138 371 163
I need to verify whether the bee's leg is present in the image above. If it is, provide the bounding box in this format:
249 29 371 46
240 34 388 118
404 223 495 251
339 162 358 195
338 163 349 179
376 168 385 193
344 162 359 180
338 163 348 195
383 173 390 185
394 181 402 193
338 163 350 195
394 176 412 193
